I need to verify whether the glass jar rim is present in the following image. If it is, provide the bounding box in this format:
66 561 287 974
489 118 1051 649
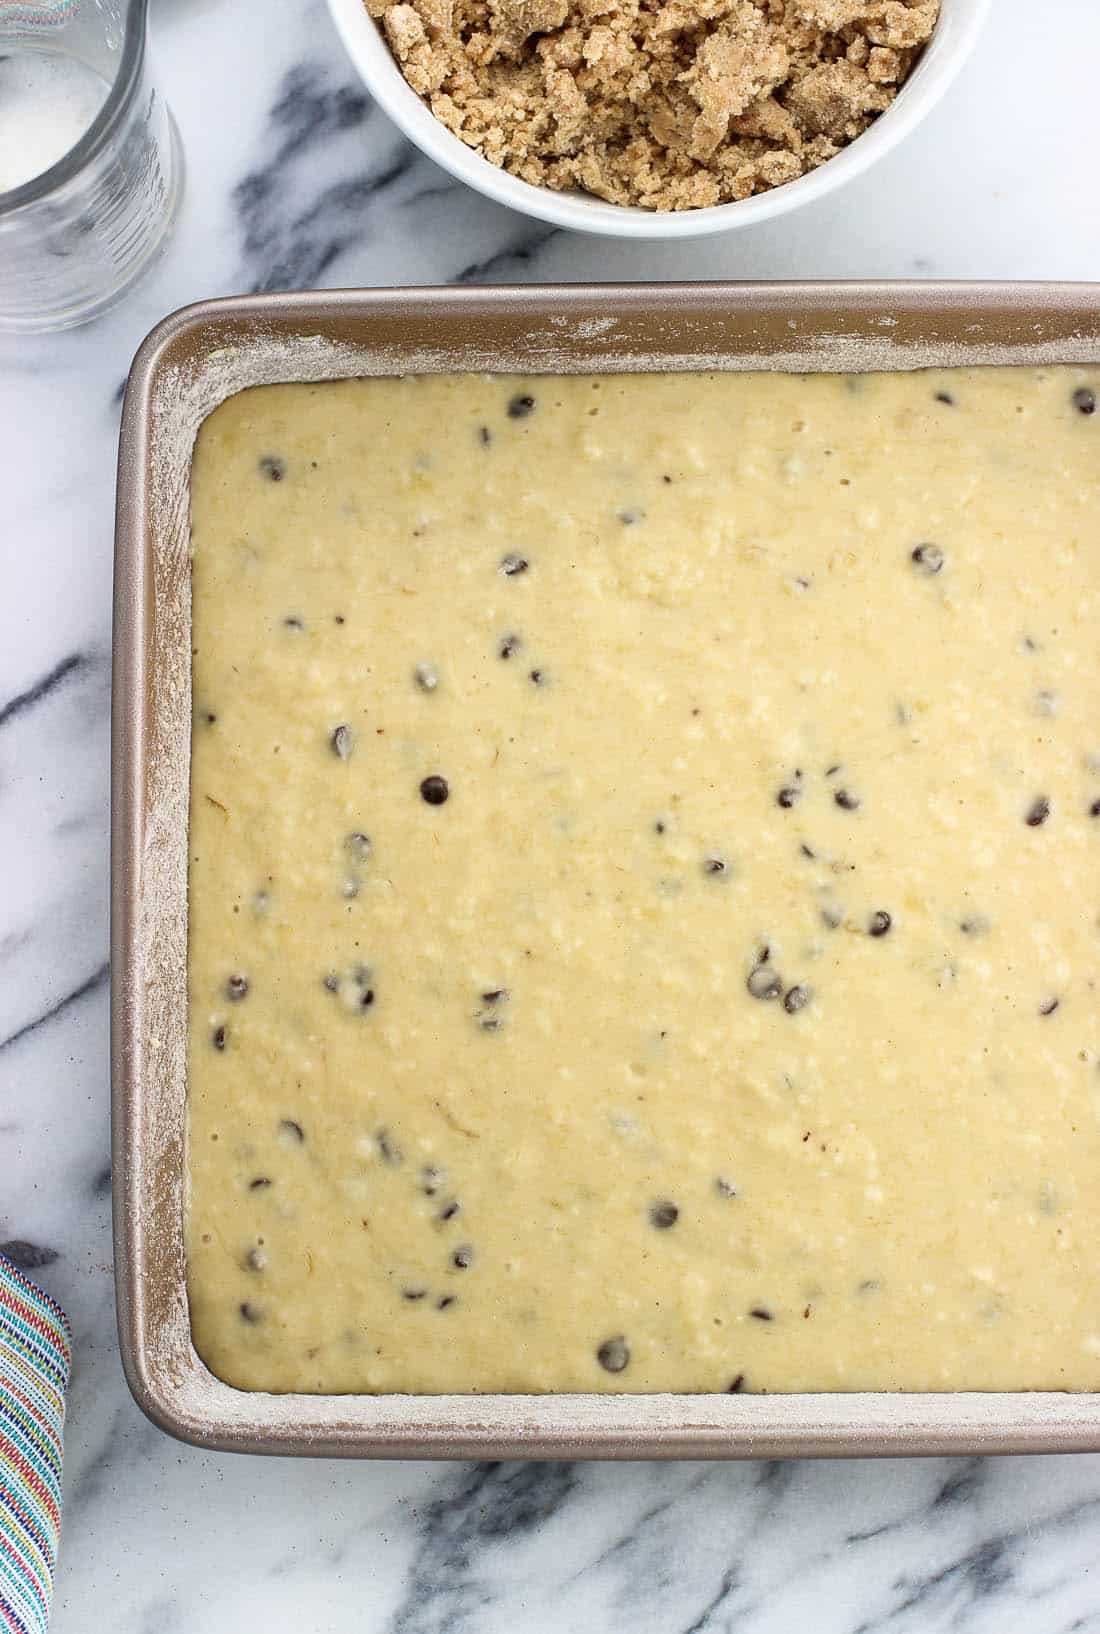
0 0 147 216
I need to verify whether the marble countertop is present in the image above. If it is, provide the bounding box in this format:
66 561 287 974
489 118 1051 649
3 0 1100 1628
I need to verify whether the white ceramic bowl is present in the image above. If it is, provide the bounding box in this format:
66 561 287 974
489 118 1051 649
327 0 990 240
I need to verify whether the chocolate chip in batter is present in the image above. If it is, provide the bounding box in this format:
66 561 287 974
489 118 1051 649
481 988 508 1006
279 1119 305 1144
422 1165 446 1196
326 965 375 1009
1073 387 1096 416
1039 997 1060 1017
437 1295 457 1309
747 966 782 1001
783 985 811 1014
911 543 945 575
776 786 801 809
869 910 892 937
500 553 530 579
414 662 440 693
960 914 991 936
833 788 861 811
529 668 546 686
258 455 286 482
282 615 305 631
402 1287 427 1301
934 390 956 406
619 508 643 526
597 1335 630 1373
248 1176 272 1191
727 1373 747 1392
749 1306 774 1321
452 1244 474 1269
212 1025 227 1051
1090 798 1100 818
478 425 492 446
508 393 536 419
239 1301 263 1323
377 1129 402 1165
226 974 249 1001
204 712 217 725
703 855 730 878
331 724 354 760
499 634 522 660
1026 795 1051 827
714 1176 738 1199
649 1200 679 1229
437 1200 461 1224
420 775 450 805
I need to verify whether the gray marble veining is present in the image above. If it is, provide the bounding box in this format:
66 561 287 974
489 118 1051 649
3 0 1100 1627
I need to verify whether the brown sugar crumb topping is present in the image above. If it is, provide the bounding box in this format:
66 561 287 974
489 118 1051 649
367 0 939 211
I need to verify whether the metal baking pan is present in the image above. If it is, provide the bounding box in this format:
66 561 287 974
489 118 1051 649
113 281 1100 1458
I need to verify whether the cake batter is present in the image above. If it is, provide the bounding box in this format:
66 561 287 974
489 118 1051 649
186 368 1100 1393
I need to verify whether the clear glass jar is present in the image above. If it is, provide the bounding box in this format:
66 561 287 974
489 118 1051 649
0 0 183 332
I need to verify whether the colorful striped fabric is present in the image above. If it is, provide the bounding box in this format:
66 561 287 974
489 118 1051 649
0 1257 70 1634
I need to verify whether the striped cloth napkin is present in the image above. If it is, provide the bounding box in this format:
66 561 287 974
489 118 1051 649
0 1257 70 1634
